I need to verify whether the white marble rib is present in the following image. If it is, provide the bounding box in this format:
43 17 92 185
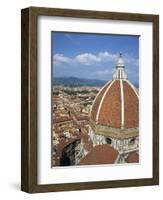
96 80 116 122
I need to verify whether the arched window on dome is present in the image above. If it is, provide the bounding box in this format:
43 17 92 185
129 138 135 145
106 137 112 144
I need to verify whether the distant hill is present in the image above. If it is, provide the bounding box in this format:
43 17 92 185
53 77 139 88
53 77 107 87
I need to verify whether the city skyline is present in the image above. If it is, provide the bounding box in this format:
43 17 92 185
52 32 139 85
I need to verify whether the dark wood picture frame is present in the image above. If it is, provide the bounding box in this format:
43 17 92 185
21 7 159 193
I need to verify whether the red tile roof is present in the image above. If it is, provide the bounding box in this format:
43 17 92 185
98 80 121 128
126 151 139 163
91 82 111 121
123 81 139 128
54 136 81 166
54 116 73 123
74 115 89 121
78 144 118 165
90 80 139 129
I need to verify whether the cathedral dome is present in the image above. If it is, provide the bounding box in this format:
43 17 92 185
90 53 139 131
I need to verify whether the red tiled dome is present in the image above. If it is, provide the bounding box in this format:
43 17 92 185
90 79 139 129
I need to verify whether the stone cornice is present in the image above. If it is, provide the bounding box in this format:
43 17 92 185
90 119 139 139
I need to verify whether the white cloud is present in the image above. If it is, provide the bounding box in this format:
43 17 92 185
95 69 115 76
53 51 138 67
123 53 139 67
53 54 72 65
98 51 117 61
74 53 101 65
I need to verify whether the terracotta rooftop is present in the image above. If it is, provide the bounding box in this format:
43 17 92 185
54 116 73 123
78 144 118 165
126 151 139 163
90 80 139 129
54 135 81 166
75 115 89 121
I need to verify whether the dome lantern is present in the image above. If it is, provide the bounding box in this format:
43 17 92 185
113 53 128 80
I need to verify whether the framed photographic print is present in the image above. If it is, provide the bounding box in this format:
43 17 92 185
21 7 159 193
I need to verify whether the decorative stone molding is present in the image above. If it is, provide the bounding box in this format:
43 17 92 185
90 119 139 139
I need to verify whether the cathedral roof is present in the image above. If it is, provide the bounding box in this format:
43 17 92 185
126 151 139 163
78 144 118 165
90 53 139 129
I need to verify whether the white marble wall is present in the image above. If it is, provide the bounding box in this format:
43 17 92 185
88 127 106 146
89 127 139 153
74 139 89 164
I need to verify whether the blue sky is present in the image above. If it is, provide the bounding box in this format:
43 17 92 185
52 32 139 85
